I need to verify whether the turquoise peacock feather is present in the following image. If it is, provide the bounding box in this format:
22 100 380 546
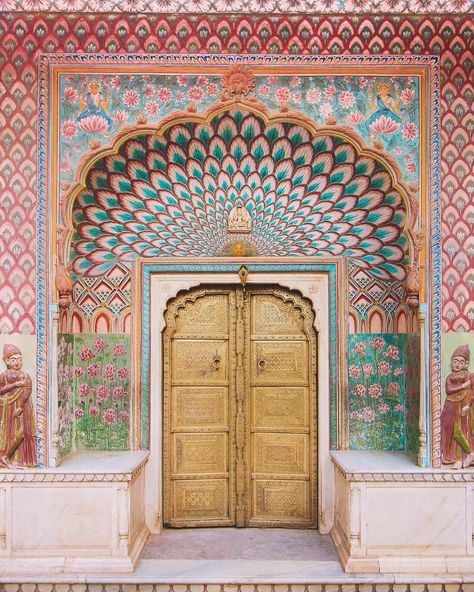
72 109 407 280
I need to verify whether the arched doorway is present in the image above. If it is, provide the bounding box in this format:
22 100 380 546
162 284 317 528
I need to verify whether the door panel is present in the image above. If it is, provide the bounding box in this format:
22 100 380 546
251 341 308 385
163 286 316 528
251 386 309 430
172 340 228 385
164 289 234 527
252 480 311 523
248 291 315 527
172 386 228 430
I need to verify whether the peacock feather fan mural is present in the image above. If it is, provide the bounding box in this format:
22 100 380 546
72 109 407 281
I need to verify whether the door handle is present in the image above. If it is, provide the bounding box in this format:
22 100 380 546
257 356 267 370
213 354 222 370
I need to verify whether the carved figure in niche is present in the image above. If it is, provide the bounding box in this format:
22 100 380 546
228 205 252 234
368 83 401 125
0 345 37 468
77 80 113 134
441 345 474 469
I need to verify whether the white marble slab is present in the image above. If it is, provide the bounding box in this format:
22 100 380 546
331 450 474 476
0 451 149 480
0 558 468 584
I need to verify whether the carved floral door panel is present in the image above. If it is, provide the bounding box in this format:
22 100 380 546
163 286 317 528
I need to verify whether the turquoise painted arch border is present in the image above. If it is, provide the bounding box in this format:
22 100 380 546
140 262 340 450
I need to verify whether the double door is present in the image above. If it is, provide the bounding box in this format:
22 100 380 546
162 285 317 528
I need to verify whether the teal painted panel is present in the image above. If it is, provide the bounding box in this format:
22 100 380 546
72 334 130 451
348 333 407 451
405 333 421 459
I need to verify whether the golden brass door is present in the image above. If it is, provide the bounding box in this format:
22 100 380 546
163 286 317 528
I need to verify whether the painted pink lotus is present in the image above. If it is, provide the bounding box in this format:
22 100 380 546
77 115 109 135
110 75 120 89
353 384 367 397
377 360 391 376
103 408 117 426
157 87 173 103
94 338 107 352
385 344 400 360
400 88 415 105
89 405 99 418
207 83 219 97
370 115 400 135
338 90 355 109
187 85 205 103
346 111 364 126
402 122 418 140
324 86 336 100
362 363 374 378
123 89 140 108
177 75 187 86
176 91 185 103
113 386 126 400
353 342 366 356
387 381 401 395
119 410 129 422
320 103 333 118
361 406 375 423
305 88 321 105
87 363 100 377
113 343 127 357
349 365 361 378
378 403 390 414
103 363 117 379
144 84 155 98
406 161 416 174
61 119 78 140
292 91 302 104
96 385 111 402
258 85 271 97
369 383 382 399
275 87 291 103
118 367 130 380
75 408 84 419
64 86 78 102
79 346 95 361
145 101 159 118
114 110 128 124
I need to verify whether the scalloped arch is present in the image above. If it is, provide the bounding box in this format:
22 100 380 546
63 99 416 281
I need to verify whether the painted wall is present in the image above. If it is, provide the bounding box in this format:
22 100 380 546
0 13 472 459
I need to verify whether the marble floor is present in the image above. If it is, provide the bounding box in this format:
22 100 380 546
143 528 340 561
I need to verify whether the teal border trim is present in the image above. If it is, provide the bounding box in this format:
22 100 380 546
140 262 339 449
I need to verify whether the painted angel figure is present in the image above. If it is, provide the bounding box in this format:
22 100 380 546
441 345 474 469
77 80 113 133
0 344 37 468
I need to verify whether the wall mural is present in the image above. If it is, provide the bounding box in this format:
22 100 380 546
58 333 130 454
40 54 432 462
57 70 420 338
1 10 466 465
0 14 470 339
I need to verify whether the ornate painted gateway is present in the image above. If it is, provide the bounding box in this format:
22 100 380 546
10 50 474 577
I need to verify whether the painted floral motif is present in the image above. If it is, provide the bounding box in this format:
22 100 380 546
57 334 75 458
60 73 420 191
72 334 130 451
348 334 408 450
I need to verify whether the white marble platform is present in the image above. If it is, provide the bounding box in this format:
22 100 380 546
1 557 473 584
0 450 149 481
332 450 474 479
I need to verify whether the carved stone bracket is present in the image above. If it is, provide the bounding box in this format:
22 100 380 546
406 228 424 309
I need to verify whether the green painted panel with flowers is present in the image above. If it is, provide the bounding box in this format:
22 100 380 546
57 334 75 458
405 333 421 459
348 333 407 451
73 334 130 451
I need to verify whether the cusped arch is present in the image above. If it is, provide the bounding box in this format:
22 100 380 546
60 99 417 282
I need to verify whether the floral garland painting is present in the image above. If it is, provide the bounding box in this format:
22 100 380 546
348 334 408 450
57 333 130 454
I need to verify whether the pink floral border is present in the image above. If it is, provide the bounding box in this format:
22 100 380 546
0 0 471 12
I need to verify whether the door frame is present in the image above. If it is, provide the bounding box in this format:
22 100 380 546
133 258 343 535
